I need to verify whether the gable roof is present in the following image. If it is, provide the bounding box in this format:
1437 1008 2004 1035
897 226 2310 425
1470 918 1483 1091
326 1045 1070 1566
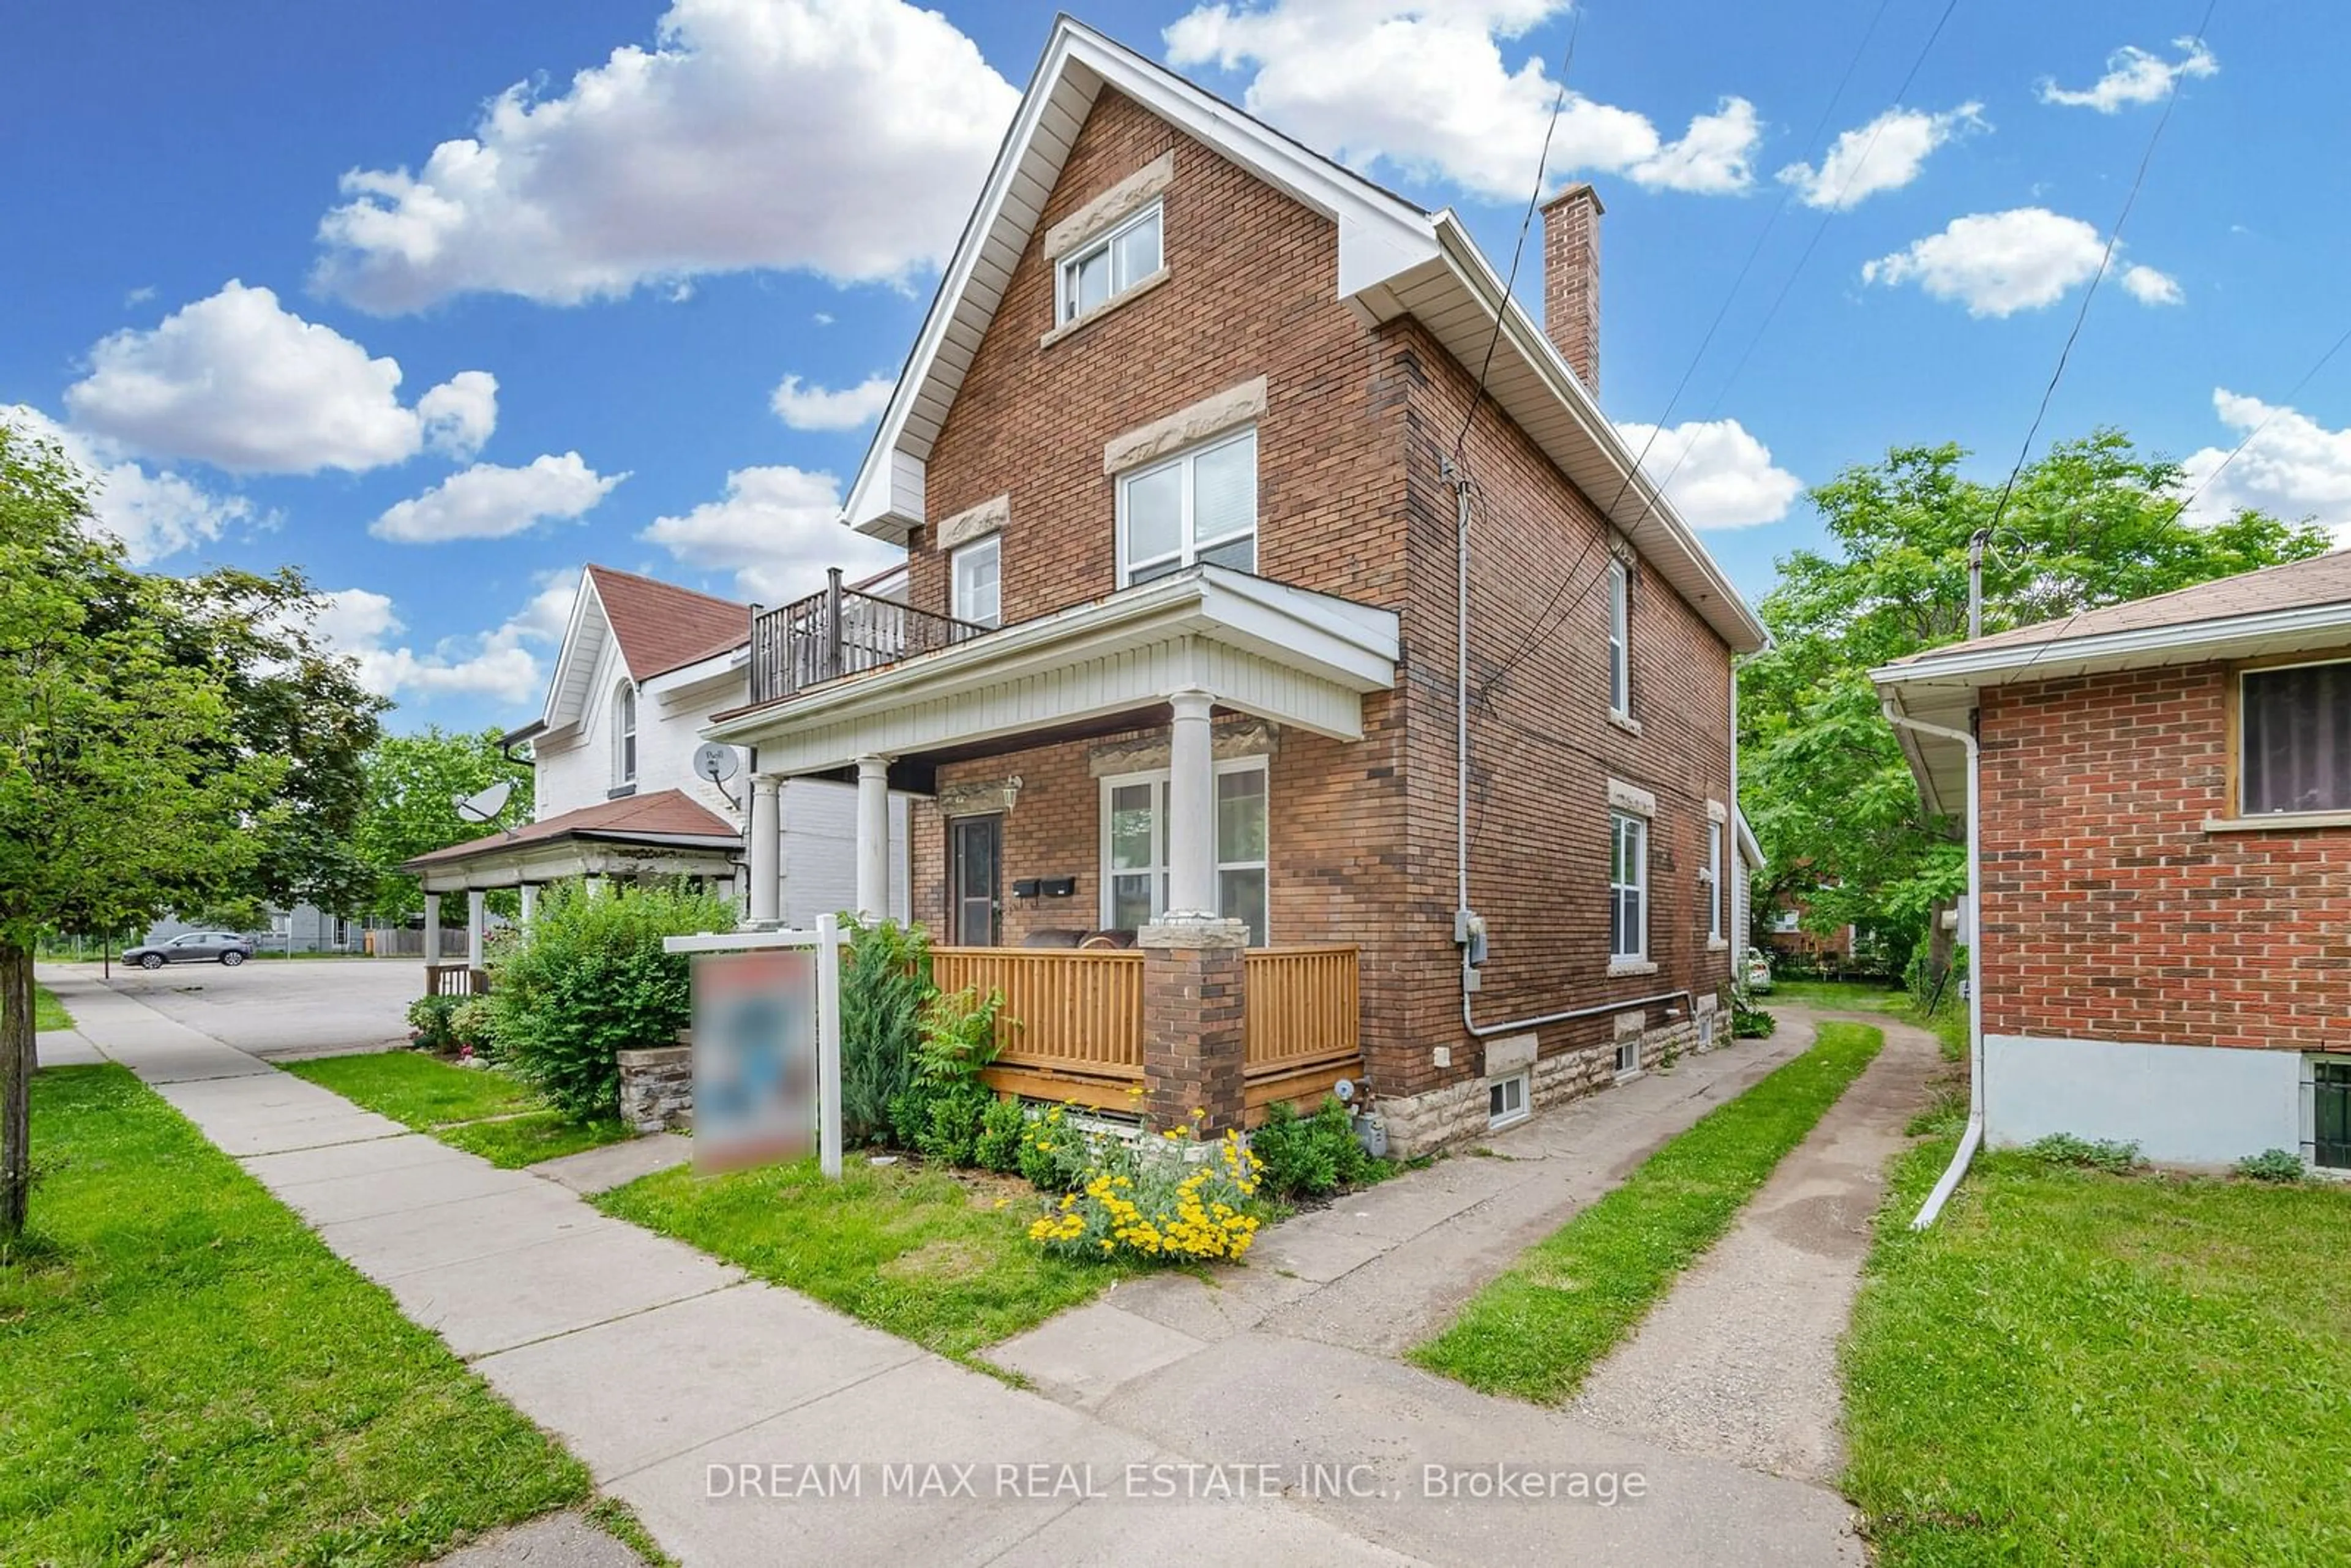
400 788 738 871
585 564 751 681
841 17 1766 655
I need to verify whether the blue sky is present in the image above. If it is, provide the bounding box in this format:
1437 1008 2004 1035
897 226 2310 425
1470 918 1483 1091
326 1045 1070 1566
7 1 2346 734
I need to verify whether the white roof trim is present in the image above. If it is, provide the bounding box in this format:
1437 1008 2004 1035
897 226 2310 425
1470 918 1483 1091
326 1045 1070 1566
539 572 613 733
1874 601 2351 692
642 645 748 701
842 17 1437 541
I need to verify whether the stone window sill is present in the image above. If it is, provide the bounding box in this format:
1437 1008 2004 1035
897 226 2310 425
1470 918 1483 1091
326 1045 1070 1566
1607 708 1642 737
1039 267 1170 349
1706 937 1730 952
2203 811 2351 833
1607 959 1660 978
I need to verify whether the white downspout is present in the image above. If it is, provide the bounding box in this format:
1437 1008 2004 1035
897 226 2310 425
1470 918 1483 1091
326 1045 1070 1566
1881 699 1984 1229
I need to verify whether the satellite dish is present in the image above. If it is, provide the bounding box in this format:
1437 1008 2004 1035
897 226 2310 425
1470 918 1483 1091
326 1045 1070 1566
454 779 514 823
693 743 741 784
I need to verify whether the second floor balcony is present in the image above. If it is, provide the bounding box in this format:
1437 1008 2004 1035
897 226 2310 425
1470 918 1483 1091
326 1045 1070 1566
749 568 994 706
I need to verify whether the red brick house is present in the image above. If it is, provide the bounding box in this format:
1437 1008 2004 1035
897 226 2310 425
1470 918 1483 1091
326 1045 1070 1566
707 20 1766 1152
1877 550 2351 1174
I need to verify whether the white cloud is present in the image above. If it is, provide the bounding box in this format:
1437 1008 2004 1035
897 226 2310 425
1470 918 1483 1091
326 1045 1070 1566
62 281 495 473
639 464 902 601
771 372 894 431
1163 2 1759 200
2180 390 2351 538
2119 263 2183 306
371 452 626 543
2039 38 2218 113
1614 417 1802 530
312 0 1019 312
1861 208 2178 318
2 404 251 565
315 586 550 706
1777 102 1983 211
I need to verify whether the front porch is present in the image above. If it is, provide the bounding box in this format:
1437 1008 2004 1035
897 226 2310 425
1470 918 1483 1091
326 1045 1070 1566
710 563 1403 1128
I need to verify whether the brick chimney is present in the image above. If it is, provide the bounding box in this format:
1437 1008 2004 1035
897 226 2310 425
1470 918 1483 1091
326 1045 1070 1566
1540 182 1603 394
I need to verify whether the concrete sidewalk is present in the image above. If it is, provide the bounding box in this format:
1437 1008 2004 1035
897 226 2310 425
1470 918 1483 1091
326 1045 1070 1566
34 967 1419 1567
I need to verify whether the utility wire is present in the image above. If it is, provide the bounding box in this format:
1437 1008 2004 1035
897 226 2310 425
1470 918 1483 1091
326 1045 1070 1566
2159 319 2351 523
1988 0 2219 686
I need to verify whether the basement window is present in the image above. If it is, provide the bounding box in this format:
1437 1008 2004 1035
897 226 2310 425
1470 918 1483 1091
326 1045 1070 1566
1616 1034 1641 1078
1058 201 1163 326
1488 1071 1529 1129
2240 659 2351 814
2311 1057 2351 1171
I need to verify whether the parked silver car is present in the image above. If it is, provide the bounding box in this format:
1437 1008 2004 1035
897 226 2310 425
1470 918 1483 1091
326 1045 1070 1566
122 931 257 969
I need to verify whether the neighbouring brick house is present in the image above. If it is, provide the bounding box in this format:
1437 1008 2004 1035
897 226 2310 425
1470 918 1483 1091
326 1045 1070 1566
705 20 1766 1152
1876 550 2351 1173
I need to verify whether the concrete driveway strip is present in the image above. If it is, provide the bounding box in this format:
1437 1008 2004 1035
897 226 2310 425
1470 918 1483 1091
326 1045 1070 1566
1569 1007 1941 1482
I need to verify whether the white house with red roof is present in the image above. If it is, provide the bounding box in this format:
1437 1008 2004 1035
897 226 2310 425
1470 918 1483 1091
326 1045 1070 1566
403 564 908 992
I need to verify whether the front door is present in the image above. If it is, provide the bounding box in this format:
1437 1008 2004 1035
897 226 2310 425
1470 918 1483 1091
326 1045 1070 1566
949 815 1002 945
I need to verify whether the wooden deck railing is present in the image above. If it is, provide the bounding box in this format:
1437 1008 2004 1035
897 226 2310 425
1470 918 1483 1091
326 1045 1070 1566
939 942 1362 1117
748 568 992 706
422 962 487 997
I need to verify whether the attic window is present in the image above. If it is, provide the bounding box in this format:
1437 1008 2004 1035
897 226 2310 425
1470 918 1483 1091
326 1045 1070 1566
1058 201 1162 326
613 683 637 787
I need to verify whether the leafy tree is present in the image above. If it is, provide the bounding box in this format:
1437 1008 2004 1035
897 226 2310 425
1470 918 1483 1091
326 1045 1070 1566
353 727 533 921
0 426 289 1237
1741 432 2328 978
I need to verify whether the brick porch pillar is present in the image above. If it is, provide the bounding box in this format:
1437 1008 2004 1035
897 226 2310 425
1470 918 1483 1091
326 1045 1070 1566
1139 914 1248 1135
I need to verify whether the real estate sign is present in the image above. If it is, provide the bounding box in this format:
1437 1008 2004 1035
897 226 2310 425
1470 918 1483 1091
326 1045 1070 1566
691 947 816 1174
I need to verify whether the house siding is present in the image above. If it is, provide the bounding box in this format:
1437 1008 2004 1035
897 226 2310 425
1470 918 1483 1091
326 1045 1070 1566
885 86 1736 1145
1979 663 2351 1053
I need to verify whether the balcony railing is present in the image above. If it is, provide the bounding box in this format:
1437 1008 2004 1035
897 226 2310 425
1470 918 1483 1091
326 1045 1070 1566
749 568 993 706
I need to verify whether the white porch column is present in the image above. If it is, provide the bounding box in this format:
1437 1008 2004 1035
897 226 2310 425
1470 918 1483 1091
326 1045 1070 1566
422 891 441 965
855 756 890 922
465 890 487 970
583 876 606 899
1166 688 1217 918
748 774 782 926
519 883 538 923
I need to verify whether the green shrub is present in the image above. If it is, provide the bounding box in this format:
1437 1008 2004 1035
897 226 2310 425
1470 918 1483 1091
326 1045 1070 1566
448 996 498 1057
1019 1103 1104 1192
916 1083 996 1166
976 1095 1027 1174
1250 1095 1371 1199
1731 989 1776 1038
914 986 1006 1086
1029 1130 1266 1264
2234 1148 2309 1184
2028 1133 2143 1174
486 882 735 1119
838 917 931 1145
406 994 461 1052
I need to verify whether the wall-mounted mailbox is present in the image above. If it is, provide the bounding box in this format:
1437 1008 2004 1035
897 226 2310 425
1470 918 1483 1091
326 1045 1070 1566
1011 878 1042 899
1041 876 1076 898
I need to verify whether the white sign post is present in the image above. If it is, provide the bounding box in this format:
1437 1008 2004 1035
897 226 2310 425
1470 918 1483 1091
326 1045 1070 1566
663 917 846 1178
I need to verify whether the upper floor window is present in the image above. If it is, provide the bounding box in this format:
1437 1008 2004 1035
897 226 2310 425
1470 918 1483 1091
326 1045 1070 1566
1610 811 1648 962
1059 201 1163 325
613 683 637 786
1607 559 1631 717
1703 819 1724 943
952 536 1002 629
1119 427 1257 587
2241 659 2351 815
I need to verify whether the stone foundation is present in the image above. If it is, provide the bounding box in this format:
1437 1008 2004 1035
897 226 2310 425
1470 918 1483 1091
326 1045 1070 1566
1376 994 1731 1157
617 1044 693 1133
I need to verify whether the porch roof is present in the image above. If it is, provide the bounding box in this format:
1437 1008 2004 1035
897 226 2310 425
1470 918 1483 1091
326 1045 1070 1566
704 565 1400 776
402 789 741 893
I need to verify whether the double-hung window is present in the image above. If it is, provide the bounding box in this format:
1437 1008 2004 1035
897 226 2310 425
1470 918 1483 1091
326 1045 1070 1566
951 536 1002 629
1703 820 1724 943
1118 427 1257 585
1058 201 1163 325
2240 659 2351 815
613 683 637 787
1607 559 1631 717
1610 811 1647 962
1100 758 1268 943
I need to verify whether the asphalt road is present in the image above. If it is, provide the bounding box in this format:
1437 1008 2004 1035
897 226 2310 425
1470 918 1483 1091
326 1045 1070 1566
89 956 421 1059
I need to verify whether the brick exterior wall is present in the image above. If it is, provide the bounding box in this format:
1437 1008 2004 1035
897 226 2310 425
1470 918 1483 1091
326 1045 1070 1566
1139 931 1248 1134
893 88 1736 1149
1980 664 2351 1052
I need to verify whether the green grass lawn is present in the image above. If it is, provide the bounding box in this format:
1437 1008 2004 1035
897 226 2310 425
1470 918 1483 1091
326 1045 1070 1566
0 1065 588 1564
1414 1021 1884 1403
33 984 72 1033
284 1050 630 1169
1845 1141 2351 1566
1773 977 1966 1062
598 1157 1133 1363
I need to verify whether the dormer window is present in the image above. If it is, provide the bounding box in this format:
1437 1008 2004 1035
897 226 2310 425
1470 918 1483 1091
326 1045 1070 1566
1058 201 1162 325
613 683 637 787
